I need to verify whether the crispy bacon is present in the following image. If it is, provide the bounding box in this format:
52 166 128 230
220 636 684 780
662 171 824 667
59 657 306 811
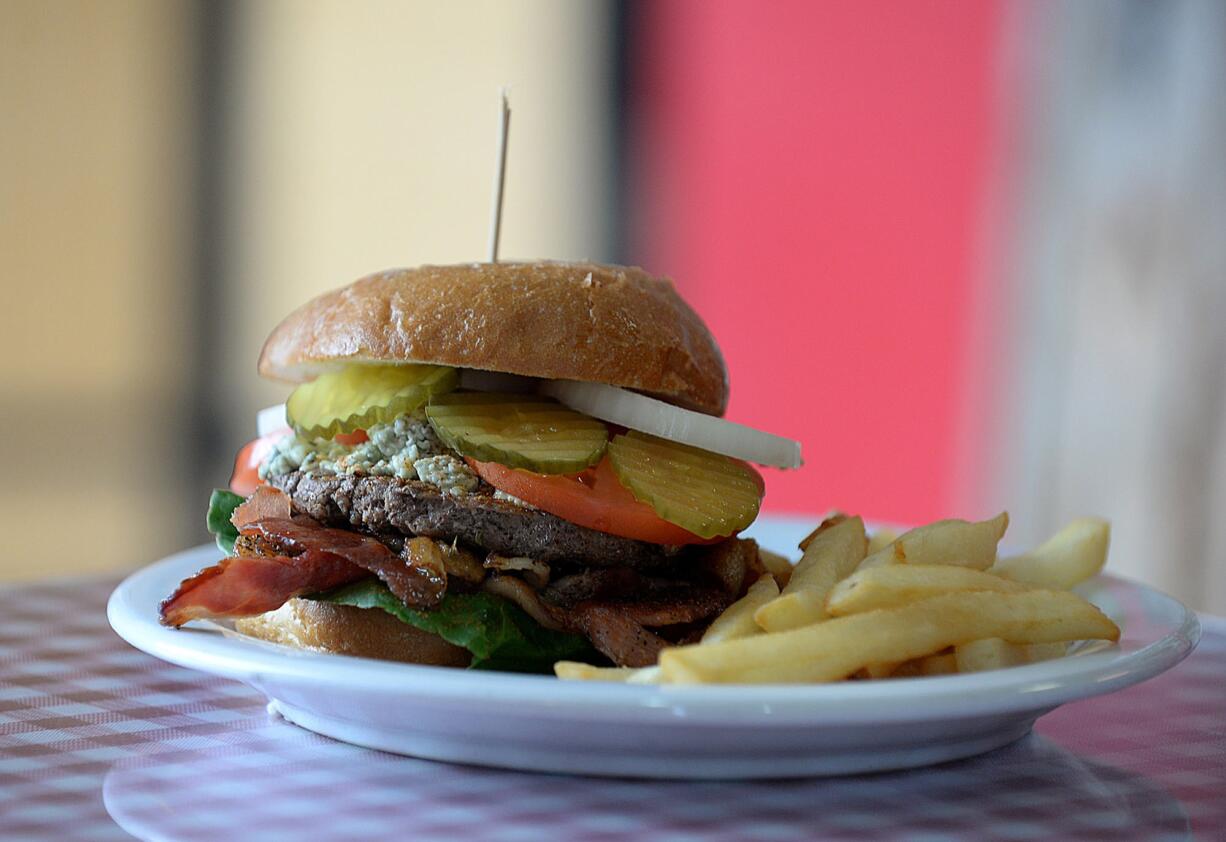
160 508 447 627
569 605 671 668
159 551 364 627
607 591 730 628
166 484 752 665
253 518 445 609
231 485 292 529
477 565 730 666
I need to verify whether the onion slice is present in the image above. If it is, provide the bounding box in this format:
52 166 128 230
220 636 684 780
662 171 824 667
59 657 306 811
541 380 802 469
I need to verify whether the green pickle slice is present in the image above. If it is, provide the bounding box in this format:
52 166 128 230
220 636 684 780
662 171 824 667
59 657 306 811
425 392 608 474
608 431 763 539
286 363 458 438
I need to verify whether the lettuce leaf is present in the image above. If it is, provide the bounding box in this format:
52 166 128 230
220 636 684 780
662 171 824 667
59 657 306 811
206 489 245 555
318 579 599 673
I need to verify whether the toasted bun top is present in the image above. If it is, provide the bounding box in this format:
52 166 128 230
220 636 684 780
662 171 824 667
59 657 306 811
258 261 729 416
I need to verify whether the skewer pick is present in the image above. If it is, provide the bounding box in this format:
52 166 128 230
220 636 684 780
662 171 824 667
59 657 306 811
487 88 511 263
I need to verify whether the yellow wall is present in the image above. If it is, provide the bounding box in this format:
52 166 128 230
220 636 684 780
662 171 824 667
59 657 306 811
0 1 195 579
0 1 611 580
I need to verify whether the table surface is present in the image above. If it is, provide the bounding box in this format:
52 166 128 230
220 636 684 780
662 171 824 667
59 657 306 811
1 576 1223 842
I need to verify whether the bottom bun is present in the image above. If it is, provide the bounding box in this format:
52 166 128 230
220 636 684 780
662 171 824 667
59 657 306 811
235 598 471 667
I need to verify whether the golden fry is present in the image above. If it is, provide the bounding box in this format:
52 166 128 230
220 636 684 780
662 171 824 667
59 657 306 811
855 662 900 679
825 564 1029 616
754 516 867 632
953 639 1069 672
991 518 1110 590
659 589 1119 684
954 638 1029 673
918 652 958 676
856 512 1009 571
798 512 848 551
554 662 660 683
702 574 779 644
757 548 795 589
865 527 900 556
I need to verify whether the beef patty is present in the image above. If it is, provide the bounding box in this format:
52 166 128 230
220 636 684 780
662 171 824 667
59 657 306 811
270 470 678 569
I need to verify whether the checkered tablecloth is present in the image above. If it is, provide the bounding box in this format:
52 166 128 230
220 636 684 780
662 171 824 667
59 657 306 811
1 577 1223 841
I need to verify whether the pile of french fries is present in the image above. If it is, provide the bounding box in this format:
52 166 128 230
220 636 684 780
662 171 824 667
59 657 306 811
555 513 1119 684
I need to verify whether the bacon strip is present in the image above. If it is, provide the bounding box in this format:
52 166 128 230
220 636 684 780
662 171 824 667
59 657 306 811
570 605 670 668
231 485 292 529
253 518 446 609
159 510 449 627
159 551 364 627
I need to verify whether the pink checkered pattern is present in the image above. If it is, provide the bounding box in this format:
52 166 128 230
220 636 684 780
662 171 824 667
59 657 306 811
1 578 1223 841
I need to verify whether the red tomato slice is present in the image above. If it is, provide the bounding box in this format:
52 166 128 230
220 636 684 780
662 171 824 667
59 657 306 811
467 456 722 546
229 428 291 496
334 429 368 446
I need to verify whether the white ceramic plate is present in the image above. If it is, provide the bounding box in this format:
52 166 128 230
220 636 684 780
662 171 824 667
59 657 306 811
108 516 1200 779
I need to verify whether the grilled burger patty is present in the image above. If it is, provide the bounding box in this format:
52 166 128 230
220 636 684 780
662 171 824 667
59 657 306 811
270 470 679 569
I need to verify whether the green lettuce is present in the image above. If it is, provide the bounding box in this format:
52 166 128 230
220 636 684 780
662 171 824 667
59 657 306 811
318 579 599 673
206 489 245 555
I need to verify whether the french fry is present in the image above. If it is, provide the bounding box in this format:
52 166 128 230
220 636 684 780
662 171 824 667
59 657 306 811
554 662 661 683
754 516 867 632
757 548 795 589
953 639 1067 672
659 590 1119 684
856 662 900 679
865 527 900 556
856 512 1009 571
869 652 957 678
991 518 1110 590
954 638 1029 673
798 512 848 551
918 652 958 676
702 574 780 644
887 660 922 678
825 564 1029 616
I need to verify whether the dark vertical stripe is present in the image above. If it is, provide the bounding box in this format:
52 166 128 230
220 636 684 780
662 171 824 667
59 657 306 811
185 0 234 524
607 0 637 265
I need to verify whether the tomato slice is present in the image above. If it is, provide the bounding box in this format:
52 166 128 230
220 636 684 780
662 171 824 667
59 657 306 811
229 428 291 496
467 456 721 546
334 429 368 446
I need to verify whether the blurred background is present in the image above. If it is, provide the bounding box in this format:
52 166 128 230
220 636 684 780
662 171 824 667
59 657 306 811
2 1 1223 614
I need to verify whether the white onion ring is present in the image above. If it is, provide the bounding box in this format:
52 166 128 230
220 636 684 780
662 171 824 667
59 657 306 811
541 380 802 469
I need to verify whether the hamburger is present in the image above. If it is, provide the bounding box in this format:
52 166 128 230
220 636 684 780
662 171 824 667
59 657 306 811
160 261 801 671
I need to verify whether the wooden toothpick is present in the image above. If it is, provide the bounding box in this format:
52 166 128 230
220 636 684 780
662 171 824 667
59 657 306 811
487 87 511 263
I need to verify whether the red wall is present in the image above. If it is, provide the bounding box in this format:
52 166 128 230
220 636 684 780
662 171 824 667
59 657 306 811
632 0 1004 523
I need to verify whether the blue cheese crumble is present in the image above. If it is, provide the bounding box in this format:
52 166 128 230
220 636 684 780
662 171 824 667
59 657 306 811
259 435 348 479
493 489 537 509
413 454 480 497
259 412 479 496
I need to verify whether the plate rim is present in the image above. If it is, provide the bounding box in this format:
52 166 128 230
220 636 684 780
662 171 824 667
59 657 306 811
107 540 1201 723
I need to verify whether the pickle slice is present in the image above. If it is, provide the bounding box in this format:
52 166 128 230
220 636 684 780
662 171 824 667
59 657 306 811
425 392 608 474
286 363 458 438
607 431 763 539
